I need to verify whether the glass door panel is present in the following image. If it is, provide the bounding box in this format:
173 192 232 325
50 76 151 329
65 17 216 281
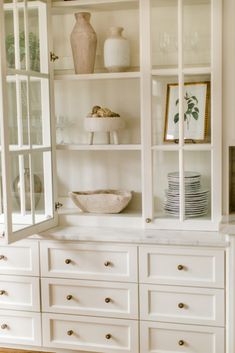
183 0 211 68
151 0 178 69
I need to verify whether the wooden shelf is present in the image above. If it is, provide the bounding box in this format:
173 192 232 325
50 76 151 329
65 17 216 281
152 144 212 151
54 70 140 81
56 144 142 151
151 66 211 77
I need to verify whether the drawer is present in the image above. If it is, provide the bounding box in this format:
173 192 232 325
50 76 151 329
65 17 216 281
0 310 41 346
40 241 137 282
140 284 224 326
42 278 138 319
0 275 40 311
139 246 224 288
42 313 138 353
0 240 39 276
140 321 224 353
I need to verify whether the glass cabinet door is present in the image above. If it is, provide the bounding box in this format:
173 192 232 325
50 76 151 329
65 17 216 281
146 0 221 230
0 0 57 243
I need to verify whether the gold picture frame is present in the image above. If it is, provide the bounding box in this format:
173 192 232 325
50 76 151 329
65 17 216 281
164 81 210 143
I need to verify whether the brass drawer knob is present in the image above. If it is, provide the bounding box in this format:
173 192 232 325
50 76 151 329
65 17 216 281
0 255 5 260
50 52 59 62
145 218 152 223
104 261 111 267
0 290 6 296
67 330 73 336
65 259 71 264
177 264 184 271
1 324 8 330
105 334 112 339
66 295 73 301
105 297 111 303
178 340 185 346
178 303 184 309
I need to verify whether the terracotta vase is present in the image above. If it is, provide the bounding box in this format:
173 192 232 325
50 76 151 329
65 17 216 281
104 26 130 72
70 12 97 74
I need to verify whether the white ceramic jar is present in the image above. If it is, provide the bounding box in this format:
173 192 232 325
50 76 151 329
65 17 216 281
104 27 130 72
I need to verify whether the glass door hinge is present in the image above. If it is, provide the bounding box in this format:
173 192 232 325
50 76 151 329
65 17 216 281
55 202 63 210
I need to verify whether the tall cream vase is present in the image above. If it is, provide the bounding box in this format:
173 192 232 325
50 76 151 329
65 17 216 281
70 12 97 74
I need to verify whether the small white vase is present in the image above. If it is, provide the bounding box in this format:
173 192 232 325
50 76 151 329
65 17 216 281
104 27 130 72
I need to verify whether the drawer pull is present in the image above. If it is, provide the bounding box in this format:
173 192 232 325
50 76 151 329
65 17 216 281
145 218 152 223
105 334 112 339
178 303 184 309
66 295 73 301
105 297 111 303
67 330 73 336
65 259 71 264
177 264 184 271
0 290 6 296
0 255 5 260
1 324 8 330
104 261 112 267
178 340 185 346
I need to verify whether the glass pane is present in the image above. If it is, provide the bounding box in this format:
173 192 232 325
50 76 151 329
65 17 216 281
18 7 26 70
152 75 179 145
183 0 211 68
30 77 45 146
151 0 178 69
183 75 211 143
4 7 15 69
7 78 18 145
28 7 41 72
183 151 211 220
153 151 179 219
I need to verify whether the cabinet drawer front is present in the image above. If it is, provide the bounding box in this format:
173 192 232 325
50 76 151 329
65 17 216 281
140 284 224 326
0 240 39 276
0 310 41 346
140 322 224 353
0 275 40 311
42 313 138 353
40 242 137 282
42 278 138 319
139 246 224 287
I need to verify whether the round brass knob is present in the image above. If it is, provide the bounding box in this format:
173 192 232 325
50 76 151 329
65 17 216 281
1 324 8 330
145 218 152 224
0 290 6 296
178 303 184 309
65 259 71 264
66 295 73 301
177 264 184 271
105 334 112 339
178 340 184 346
105 297 111 303
104 261 111 267
67 330 73 336
0 255 5 260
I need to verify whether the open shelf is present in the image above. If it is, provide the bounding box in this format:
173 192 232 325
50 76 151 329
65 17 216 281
54 71 141 80
56 144 141 151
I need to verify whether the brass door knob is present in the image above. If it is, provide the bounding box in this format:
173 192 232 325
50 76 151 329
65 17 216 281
50 52 59 62
67 330 73 336
66 295 73 301
178 340 184 346
105 297 111 303
177 264 184 271
1 324 8 330
65 259 71 264
178 303 184 309
145 218 152 223
105 334 112 339
0 290 6 296
104 261 111 267
0 255 5 260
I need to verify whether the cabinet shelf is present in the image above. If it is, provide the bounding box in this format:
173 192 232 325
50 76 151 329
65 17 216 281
54 71 140 81
56 144 142 151
152 144 212 152
52 0 138 14
151 67 211 77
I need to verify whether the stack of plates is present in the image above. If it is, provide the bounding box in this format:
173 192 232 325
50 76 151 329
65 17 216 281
164 172 209 217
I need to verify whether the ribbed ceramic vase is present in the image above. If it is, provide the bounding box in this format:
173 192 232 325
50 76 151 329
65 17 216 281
104 26 130 72
70 12 97 74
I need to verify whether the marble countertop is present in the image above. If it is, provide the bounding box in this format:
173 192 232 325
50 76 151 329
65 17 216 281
33 225 229 247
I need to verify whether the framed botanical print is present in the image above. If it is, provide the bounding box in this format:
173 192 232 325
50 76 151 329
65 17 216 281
164 81 210 142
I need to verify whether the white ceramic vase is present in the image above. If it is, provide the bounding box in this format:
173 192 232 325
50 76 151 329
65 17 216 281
70 12 97 74
104 27 130 72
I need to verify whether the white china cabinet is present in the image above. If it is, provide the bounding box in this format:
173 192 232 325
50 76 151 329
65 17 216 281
0 0 222 244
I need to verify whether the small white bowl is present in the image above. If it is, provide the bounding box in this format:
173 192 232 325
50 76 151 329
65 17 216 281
69 189 132 213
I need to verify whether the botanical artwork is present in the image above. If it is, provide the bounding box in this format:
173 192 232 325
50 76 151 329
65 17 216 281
164 82 210 142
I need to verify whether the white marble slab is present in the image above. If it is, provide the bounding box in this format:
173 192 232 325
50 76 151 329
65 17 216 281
32 226 228 247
